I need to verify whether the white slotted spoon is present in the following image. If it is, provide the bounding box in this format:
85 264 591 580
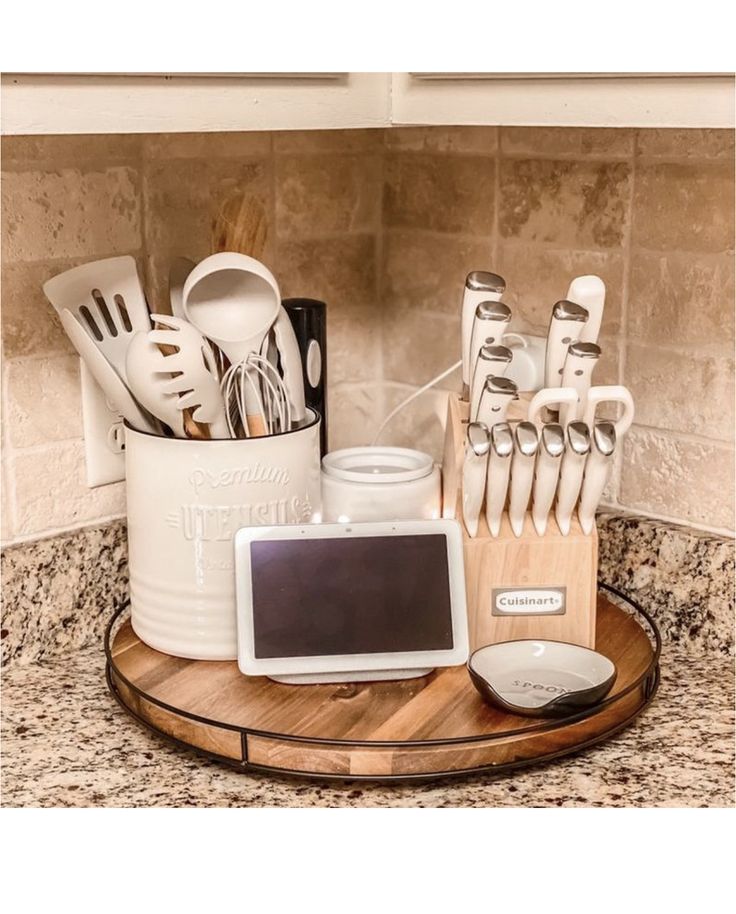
43 256 152 386
125 314 229 439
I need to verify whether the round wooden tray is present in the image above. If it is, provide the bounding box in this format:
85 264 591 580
105 584 660 781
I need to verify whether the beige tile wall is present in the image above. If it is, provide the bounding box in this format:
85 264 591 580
379 126 735 533
1 126 733 545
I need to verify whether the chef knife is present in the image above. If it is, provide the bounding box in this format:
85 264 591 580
508 421 539 537
544 300 589 390
566 275 606 347
475 376 519 427
461 272 505 399
531 423 565 536
462 421 491 538
558 341 602 427
578 421 616 535
485 422 514 538
469 344 513 420
555 421 591 536
467 300 512 391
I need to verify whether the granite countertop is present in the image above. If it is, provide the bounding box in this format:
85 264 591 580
1 640 733 807
1 515 734 807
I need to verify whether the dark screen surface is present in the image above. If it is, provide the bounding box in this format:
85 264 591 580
250 534 454 658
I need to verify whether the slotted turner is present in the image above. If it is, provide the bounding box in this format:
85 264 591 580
43 256 152 385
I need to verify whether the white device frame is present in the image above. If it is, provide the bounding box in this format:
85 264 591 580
234 519 469 684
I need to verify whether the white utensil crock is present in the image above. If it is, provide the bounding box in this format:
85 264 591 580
321 447 441 523
126 410 321 660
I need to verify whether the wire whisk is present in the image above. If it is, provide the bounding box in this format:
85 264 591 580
220 353 292 438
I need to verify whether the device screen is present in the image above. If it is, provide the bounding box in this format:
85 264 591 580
250 534 454 658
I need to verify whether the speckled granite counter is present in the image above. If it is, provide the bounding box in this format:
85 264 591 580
1 641 733 807
1 513 734 807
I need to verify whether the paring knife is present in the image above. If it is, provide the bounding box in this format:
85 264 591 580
531 423 565 536
544 300 589 390
475 376 519 427
467 300 512 389
555 421 591 536
566 275 606 346
578 421 616 535
461 272 506 399
558 341 602 427
485 422 514 538
462 422 491 538
508 421 539 537
469 344 513 420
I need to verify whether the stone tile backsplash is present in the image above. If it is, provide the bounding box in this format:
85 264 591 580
1 126 734 544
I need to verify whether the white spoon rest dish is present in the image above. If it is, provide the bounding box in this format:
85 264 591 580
468 640 617 718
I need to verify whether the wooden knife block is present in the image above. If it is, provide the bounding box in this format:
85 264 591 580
442 393 598 651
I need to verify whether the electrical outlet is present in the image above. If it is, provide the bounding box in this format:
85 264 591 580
79 360 126 487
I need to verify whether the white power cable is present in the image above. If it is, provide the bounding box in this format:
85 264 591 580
371 360 462 446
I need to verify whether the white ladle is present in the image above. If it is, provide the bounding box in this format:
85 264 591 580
182 252 281 435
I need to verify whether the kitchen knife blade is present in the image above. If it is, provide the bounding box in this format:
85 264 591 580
485 422 513 538
475 375 519 426
508 421 539 537
578 421 616 535
544 300 589 390
559 341 602 427
462 421 491 538
469 344 513 419
531 423 565 536
461 272 505 399
555 421 591 536
566 275 606 347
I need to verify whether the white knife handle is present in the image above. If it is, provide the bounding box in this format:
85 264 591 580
461 272 505 392
567 275 606 346
559 342 601 427
469 345 513 418
555 422 590 536
468 303 512 383
475 376 518 426
578 422 616 535
462 422 491 538
508 422 539 537
531 424 564 536
527 387 578 428
544 300 588 389
583 385 635 437
485 423 513 537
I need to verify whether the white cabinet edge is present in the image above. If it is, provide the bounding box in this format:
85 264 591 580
391 72 736 129
0 72 392 135
2 72 733 134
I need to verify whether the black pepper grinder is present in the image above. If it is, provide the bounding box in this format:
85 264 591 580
282 298 327 456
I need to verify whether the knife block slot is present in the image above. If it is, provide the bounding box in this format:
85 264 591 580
442 393 597 651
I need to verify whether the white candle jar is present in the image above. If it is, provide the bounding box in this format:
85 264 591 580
321 447 441 523
126 410 322 661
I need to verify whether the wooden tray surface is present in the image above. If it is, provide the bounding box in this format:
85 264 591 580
107 592 659 780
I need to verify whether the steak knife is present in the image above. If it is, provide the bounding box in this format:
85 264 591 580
578 421 616 535
531 423 565 536
461 272 505 399
555 421 591 536
485 422 514 537
508 421 539 537
462 422 491 538
469 344 513 420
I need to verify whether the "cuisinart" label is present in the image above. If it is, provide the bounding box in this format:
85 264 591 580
491 586 567 616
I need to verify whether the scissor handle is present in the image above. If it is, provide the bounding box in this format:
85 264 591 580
583 385 635 436
526 387 578 427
